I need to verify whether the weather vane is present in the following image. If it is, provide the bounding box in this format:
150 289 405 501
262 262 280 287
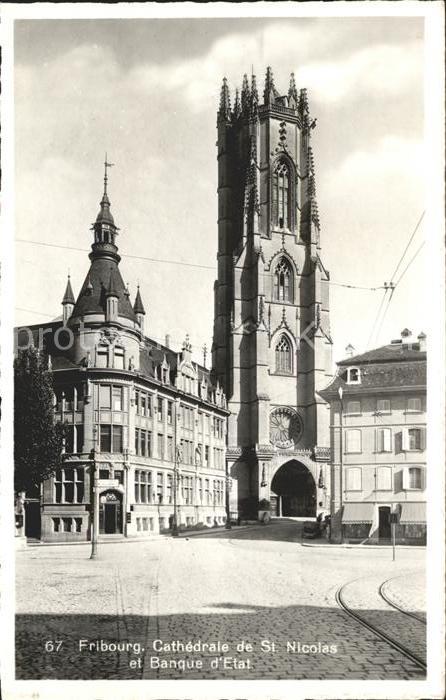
103 152 115 195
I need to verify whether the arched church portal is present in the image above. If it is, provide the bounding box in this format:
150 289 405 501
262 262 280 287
270 460 316 517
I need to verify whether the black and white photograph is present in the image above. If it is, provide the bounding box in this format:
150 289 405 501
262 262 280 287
1 2 445 699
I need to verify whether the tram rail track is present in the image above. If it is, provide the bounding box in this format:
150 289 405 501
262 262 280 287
336 578 427 673
379 578 426 625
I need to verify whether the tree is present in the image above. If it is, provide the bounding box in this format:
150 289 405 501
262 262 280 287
14 346 63 494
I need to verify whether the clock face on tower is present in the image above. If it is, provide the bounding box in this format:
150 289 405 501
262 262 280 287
269 407 303 449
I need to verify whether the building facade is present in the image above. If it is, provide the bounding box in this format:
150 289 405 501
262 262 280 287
319 330 427 545
17 174 228 542
212 68 332 518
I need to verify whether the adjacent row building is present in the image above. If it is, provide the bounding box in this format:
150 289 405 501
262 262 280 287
320 330 427 545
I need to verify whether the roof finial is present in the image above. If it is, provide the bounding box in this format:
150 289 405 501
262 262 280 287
104 152 115 197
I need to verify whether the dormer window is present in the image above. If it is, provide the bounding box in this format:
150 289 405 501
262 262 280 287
346 367 361 384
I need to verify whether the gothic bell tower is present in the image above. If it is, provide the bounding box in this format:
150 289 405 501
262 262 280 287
212 68 333 515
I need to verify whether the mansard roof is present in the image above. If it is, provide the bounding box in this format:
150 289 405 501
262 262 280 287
319 342 426 400
337 342 426 366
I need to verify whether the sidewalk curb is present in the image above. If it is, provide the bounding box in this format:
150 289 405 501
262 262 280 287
301 542 426 549
22 524 258 548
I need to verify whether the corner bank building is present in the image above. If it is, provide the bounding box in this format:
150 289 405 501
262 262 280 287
212 69 333 518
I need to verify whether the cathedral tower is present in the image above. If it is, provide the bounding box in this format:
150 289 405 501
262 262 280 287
212 68 333 517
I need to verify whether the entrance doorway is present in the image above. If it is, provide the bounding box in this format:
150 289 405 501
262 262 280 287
99 491 123 534
271 460 316 517
378 506 391 540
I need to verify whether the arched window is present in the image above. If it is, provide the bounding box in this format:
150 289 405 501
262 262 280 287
272 161 291 228
273 257 293 302
275 335 293 374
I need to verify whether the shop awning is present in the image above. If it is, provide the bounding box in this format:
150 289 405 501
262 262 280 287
342 503 375 524
399 502 426 524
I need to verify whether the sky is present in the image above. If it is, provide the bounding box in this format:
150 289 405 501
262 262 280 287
14 15 427 366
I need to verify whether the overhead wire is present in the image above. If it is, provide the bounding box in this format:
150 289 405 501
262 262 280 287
367 211 425 348
16 237 386 291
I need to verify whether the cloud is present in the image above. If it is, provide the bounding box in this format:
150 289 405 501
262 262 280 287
327 135 424 186
126 27 422 111
297 42 422 103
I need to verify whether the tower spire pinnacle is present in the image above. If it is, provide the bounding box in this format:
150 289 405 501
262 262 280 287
218 77 231 121
241 73 250 115
233 88 241 119
250 72 258 117
62 274 75 305
264 66 278 106
288 72 298 108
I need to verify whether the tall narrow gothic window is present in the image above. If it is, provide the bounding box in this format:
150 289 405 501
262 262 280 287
274 258 293 302
275 335 292 374
272 161 290 228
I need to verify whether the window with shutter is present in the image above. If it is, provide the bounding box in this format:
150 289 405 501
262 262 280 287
346 467 362 491
377 428 392 453
407 397 422 412
407 428 421 450
408 467 422 489
346 429 362 453
401 428 410 451
377 399 391 413
376 466 392 490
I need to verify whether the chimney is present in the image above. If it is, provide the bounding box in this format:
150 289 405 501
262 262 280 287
345 344 355 358
400 328 413 349
165 334 170 348
401 328 412 340
417 332 426 352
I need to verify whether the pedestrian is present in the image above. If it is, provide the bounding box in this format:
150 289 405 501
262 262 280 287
317 501 329 536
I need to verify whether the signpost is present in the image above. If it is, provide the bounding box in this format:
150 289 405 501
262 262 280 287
390 509 399 561
90 425 98 560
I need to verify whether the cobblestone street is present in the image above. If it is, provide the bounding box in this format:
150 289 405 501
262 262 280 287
15 519 426 680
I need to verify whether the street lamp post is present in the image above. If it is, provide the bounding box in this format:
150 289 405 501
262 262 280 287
90 424 98 559
172 399 180 537
338 386 344 544
225 470 232 530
